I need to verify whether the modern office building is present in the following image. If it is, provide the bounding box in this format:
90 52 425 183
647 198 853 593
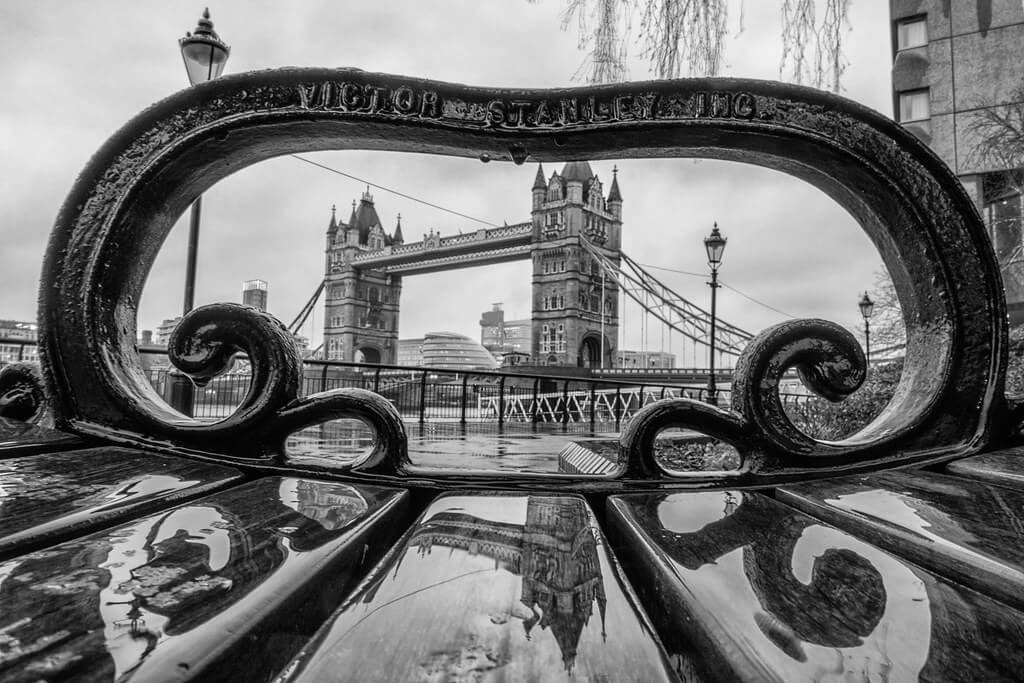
421 332 499 370
154 317 182 347
242 279 268 311
890 1 1024 317
480 304 533 360
398 333 499 370
397 338 424 366
0 320 38 363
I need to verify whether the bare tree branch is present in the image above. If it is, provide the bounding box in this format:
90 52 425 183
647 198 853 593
867 269 906 351
964 82 1024 185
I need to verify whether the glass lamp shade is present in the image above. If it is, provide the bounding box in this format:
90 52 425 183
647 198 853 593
859 292 875 318
704 223 727 267
179 9 230 85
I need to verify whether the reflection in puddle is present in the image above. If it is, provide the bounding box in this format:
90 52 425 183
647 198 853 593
283 420 740 476
285 494 677 682
286 418 377 466
410 496 606 670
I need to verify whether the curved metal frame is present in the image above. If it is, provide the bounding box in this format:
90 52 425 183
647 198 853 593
37 69 1010 486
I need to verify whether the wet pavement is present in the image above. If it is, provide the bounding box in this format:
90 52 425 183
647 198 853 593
284 421 739 475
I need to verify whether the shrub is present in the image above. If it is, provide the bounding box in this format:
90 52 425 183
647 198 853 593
784 359 903 440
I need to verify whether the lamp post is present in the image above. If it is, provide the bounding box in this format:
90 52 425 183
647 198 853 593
179 8 230 315
171 9 229 417
704 223 727 405
859 292 874 365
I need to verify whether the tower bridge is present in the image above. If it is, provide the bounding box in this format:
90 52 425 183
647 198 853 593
321 161 624 367
303 161 752 368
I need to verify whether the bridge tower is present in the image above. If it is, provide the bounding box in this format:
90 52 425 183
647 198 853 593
322 192 403 363
530 162 622 368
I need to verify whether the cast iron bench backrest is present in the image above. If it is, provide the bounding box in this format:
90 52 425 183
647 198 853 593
12 70 1020 488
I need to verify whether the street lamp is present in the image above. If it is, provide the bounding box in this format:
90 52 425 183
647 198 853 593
859 292 874 364
179 8 230 316
172 9 229 417
704 223 727 405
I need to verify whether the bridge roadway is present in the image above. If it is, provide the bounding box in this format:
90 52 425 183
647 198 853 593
591 366 734 384
346 221 533 275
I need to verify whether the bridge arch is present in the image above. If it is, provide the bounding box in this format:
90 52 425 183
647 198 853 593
578 333 611 369
40 69 1006 464
354 346 382 364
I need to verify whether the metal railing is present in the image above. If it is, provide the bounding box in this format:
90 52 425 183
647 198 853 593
4 341 818 431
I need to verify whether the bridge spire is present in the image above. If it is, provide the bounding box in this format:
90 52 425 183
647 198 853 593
393 213 404 244
607 166 622 202
532 163 546 190
327 204 338 234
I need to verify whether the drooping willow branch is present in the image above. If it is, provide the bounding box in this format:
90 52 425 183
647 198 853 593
552 0 850 91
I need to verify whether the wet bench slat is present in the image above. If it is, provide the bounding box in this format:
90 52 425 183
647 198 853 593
777 470 1024 612
0 447 244 561
606 490 1024 682
0 417 81 457
945 448 1024 491
0 476 410 683
278 492 676 683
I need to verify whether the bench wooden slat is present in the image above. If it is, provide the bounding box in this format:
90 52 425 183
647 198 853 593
0 447 244 561
277 492 677 683
606 490 1024 682
777 470 1024 613
0 417 81 457
0 476 410 682
945 448 1024 491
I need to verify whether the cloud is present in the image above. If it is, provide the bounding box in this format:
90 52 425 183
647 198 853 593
3 1 894 365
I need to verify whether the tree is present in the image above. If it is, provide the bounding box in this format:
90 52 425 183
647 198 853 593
963 82 1024 305
554 0 851 90
863 269 905 354
964 82 1024 182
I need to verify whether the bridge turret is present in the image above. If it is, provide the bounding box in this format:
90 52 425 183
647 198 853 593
326 204 338 236
392 213 404 245
562 161 591 205
325 204 339 273
607 167 622 220
532 164 546 210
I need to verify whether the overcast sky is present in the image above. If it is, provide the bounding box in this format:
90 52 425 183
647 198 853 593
0 1 894 364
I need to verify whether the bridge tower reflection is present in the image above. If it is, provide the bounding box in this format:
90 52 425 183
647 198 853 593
409 496 607 670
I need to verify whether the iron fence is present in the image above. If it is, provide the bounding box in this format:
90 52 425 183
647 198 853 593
4 343 817 433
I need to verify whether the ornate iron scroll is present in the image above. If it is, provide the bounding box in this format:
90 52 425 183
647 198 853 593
0 363 48 425
39 69 1008 482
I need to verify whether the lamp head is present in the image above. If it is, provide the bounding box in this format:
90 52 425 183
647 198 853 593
179 8 230 85
859 292 875 319
704 222 727 267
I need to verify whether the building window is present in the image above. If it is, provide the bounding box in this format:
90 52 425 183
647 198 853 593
896 17 927 50
898 89 930 122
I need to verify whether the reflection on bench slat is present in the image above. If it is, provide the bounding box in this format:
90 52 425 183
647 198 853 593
0 447 244 561
0 416 82 458
279 492 676 683
945 448 1024 491
607 490 1024 682
778 470 1024 613
0 477 409 682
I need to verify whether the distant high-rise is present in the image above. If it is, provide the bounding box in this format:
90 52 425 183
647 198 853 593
243 279 268 311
